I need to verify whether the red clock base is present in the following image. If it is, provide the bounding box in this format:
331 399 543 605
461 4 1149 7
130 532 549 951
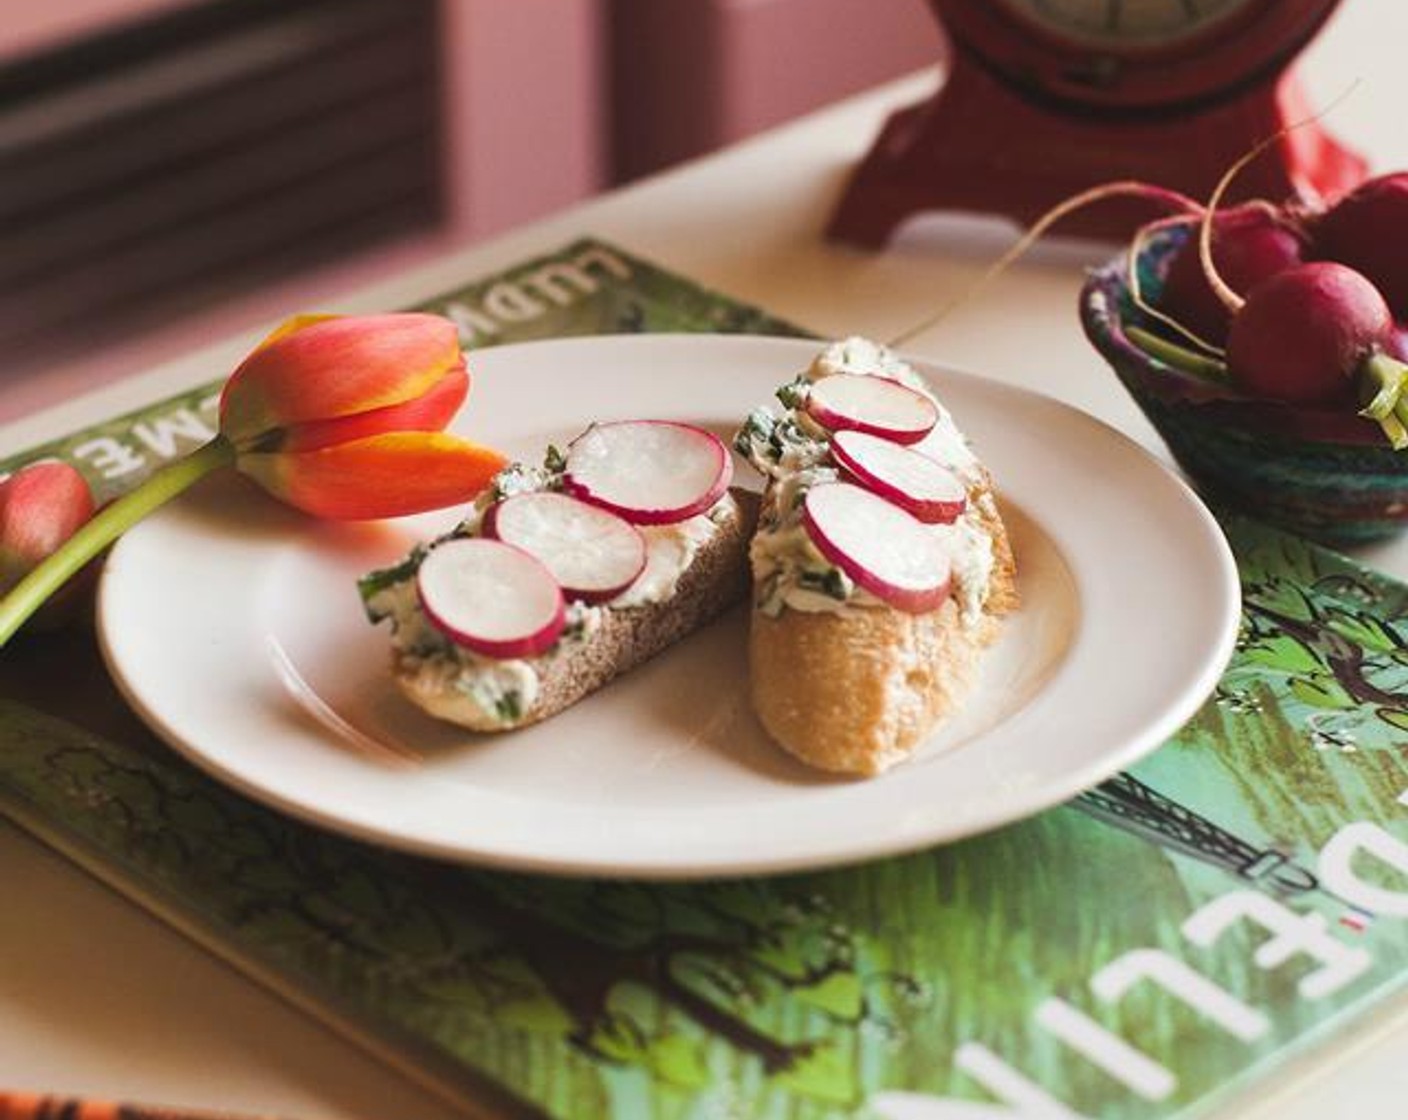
827 58 1367 246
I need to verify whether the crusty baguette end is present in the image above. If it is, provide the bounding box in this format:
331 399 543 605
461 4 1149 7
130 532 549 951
750 484 1018 777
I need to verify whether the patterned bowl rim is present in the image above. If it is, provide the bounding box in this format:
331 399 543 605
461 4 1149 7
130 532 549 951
1079 221 1388 450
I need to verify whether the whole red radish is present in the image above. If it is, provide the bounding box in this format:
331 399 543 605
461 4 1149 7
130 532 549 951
1313 173 1408 318
1160 203 1306 346
1190 142 1407 421
1224 262 1393 405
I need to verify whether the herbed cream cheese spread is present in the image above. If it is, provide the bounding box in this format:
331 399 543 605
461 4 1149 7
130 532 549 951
734 337 996 622
360 447 738 727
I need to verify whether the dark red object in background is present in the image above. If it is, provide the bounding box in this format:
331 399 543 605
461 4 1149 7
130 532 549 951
828 0 1367 245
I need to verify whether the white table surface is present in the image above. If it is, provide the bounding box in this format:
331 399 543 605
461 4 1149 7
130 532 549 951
5 5 1408 1117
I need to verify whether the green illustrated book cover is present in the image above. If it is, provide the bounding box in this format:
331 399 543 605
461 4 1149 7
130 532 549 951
4 239 1408 1119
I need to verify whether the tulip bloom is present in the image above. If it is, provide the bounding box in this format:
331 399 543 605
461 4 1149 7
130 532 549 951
0 313 505 646
217 312 504 518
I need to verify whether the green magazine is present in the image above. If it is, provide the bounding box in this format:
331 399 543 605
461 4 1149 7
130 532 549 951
4 239 1408 1119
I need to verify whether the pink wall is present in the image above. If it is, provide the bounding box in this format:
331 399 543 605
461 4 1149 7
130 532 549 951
3 0 939 416
720 0 942 137
612 0 943 181
440 0 607 240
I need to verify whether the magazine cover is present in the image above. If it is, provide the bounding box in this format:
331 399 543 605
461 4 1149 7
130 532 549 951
3 240 1408 1119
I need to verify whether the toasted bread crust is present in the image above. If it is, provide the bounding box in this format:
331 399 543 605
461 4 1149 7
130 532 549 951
393 491 757 731
750 477 1017 776
972 481 1020 616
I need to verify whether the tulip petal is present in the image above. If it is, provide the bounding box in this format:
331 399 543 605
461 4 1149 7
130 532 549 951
278 361 469 452
249 313 341 354
238 432 507 520
220 313 462 444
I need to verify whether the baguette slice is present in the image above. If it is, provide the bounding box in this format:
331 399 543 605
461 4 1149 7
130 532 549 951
738 337 1018 776
751 476 1017 776
383 489 757 732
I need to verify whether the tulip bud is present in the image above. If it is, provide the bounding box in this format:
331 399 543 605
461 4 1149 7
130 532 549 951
0 460 97 629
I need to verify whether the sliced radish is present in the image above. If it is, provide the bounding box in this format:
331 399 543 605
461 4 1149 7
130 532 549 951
417 538 565 658
802 482 951 614
483 491 647 604
563 420 731 525
805 373 938 444
831 429 967 525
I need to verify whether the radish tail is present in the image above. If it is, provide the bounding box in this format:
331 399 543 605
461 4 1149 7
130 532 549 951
1125 216 1226 356
887 180 1199 348
1198 84 1361 317
1198 147 1265 316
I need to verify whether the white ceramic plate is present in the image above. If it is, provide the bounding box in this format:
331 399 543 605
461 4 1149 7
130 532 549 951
98 334 1239 878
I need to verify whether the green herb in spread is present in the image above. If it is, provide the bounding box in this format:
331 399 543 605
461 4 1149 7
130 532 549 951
543 444 568 474
734 408 826 474
775 375 809 410
560 614 590 643
733 409 775 458
358 546 427 619
494 690 523 724
460 675 527 724
797 566 851 601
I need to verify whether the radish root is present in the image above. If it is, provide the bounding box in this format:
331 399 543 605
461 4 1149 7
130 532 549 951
1197 145 1269 316
887 180 1199 348
1198 84 1361 316
1125 215 1225 356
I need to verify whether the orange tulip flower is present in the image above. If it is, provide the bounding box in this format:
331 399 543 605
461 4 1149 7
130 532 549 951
218 313 503 518
0 313 505 646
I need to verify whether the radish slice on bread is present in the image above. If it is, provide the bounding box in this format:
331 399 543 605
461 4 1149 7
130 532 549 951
564 420 732 524
830 429 967 525
417 538 565 657
484 492 647 604
805 373 938 444
802 482 951 613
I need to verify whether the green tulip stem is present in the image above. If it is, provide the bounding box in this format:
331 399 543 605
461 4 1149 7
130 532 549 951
0 436 237 649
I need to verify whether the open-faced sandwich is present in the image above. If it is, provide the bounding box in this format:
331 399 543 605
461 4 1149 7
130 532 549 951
360 420 755 731
734 337 1019 776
